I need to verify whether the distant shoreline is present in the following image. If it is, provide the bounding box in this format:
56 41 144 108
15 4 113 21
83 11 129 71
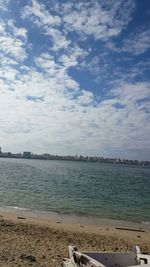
0 154 150 166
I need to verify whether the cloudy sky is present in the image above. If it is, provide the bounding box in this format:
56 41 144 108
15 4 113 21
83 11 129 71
0 0 150 160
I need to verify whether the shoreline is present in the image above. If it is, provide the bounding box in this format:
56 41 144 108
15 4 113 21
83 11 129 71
1 155 150 167
1 204 150 225
0 209 150 267
0 205 150 228
0 207 150 241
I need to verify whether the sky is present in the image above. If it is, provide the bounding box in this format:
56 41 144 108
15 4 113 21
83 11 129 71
0 0 150 160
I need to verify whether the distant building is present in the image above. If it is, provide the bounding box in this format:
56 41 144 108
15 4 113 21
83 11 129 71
23 151 31 159
0 147 2 155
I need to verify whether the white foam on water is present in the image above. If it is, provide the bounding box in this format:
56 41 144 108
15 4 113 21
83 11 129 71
0 206 30 213
7 206 29 210
141 221 150 225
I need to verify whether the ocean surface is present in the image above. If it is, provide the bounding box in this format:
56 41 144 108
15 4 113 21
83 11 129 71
0 158 150 222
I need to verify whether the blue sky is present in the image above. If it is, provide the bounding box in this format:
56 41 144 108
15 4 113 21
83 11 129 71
0 0 150 160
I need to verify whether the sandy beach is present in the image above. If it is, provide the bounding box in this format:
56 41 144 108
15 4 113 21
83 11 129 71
0 210 150 267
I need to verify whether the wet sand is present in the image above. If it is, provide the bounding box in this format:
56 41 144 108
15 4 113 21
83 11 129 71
0 211 150 267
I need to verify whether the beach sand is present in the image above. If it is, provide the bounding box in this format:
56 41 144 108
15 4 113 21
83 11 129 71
0 211 150 267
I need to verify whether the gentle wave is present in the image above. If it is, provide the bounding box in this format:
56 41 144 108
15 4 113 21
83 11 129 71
141 221 150 225
5 206 30 211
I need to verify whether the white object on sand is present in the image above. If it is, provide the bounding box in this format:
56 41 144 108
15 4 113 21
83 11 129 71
62 245 150 267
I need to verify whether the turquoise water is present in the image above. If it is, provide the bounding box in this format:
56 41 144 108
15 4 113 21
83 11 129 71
0 158 150 222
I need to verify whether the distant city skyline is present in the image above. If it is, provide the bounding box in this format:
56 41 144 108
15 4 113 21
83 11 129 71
0 146 150 165
0 0 150 160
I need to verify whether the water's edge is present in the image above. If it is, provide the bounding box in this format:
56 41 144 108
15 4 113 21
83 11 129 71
0 205 150 231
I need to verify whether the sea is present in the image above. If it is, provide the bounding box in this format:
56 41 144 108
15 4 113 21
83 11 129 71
0 158 150 223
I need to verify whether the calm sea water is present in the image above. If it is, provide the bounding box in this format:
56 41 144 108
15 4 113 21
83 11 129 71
0 158 150 222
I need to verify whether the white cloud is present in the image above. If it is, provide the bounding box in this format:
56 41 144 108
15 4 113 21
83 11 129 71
44 27 71 51
107 29 150 56
0 54 18 66
22 0 69 51
81 56 101 75
22 0 61 27
0 0 9 11
0 21 5 33
34 52 80 93
62 0 136 40
123 29 150 55
0 19 27 61
34 45 88 93
8 19 27 40
59 46 88 69
114 82 150 105
0 66 19 81
0 35 27 61
35 53 56 72
22 0 136 51
77 91 93 105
